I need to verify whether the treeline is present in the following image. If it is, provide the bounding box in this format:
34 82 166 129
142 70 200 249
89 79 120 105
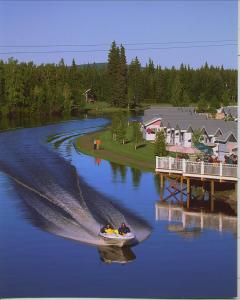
0 41 237 117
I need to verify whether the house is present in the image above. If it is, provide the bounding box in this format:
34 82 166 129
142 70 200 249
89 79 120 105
142 116 164 140
215 131 238 161
83 89 96 103
142 106 238 161
216 106 238 121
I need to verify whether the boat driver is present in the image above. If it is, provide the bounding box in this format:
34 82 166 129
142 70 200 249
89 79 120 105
118 223 130 235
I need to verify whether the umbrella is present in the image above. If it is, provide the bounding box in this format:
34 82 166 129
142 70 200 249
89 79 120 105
167 145 201 154
194 142 213 155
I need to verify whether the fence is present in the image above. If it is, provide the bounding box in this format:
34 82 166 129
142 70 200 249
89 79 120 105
156 157 237 180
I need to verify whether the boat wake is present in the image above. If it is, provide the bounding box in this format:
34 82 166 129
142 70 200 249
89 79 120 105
0 121 152 250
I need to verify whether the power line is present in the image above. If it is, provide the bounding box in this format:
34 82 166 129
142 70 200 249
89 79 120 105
0 43 236 55
0 39 236 48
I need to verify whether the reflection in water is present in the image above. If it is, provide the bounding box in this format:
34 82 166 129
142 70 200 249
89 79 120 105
95 157 102 166
155 173 237 237
155 190 237 236
167 224 202 239
0 121 152 255
109 162 127 183
131 168 142 187
98 246 136 264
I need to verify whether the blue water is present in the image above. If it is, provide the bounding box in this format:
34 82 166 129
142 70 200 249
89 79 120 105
0 118 237 298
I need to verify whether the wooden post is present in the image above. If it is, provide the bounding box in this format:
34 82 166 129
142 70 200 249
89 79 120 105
160 173 164 202
219 213 223 232
155 205 159 220
182 212 186 228
180 176 184 202
235 182 237 202
202 181 205 192
168 205 172 222
187 177 191 209
210 180 215 212
200 210 204 231
160 173 164 189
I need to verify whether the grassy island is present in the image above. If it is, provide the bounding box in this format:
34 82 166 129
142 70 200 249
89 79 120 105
75 126 156 171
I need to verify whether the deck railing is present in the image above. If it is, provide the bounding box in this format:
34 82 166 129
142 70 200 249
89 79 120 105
156 157 237 180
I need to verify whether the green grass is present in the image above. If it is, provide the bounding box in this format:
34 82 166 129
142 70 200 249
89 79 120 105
75 125 157 171
100 129 156 164
84 101 128 114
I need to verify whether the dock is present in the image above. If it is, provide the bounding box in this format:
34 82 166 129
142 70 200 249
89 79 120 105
156 157 237 182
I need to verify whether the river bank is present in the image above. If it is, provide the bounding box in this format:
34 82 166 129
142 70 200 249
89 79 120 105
74 127 156 171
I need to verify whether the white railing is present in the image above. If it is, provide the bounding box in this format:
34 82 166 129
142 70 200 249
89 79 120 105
156 157 237 179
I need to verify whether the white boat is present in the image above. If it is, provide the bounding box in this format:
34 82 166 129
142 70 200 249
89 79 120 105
99 231 136 247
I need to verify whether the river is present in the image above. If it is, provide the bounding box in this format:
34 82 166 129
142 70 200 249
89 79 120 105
0 117 237 298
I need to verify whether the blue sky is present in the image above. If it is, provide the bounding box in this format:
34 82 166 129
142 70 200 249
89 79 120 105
0 1 237 68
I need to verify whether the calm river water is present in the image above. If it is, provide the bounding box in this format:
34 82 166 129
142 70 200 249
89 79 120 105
0 118 237 298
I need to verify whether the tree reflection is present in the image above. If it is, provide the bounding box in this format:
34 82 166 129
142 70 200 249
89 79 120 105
131 168 142 187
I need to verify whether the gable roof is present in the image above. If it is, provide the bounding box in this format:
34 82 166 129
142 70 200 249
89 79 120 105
215 131 237 143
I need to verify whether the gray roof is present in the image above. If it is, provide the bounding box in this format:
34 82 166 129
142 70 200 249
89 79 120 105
143 107 237 138
215 131 237 143
222 106 238 118
144 106 196 116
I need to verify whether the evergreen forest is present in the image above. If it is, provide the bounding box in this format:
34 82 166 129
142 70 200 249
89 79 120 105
0 41 237 118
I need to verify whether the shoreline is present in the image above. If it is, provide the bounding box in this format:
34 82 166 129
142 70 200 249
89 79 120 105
74 128 155 172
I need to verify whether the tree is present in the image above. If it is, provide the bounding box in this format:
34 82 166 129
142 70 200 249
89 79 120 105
0 49 237 120
192 129 203 145
209 95 219 115
197 93 208 112
154 131 167 156
171 75 182 106
107 41 120 106
63 83 72 115
131 121 143 149
118 45 128 107
221 90 230 107
110 114 119 141
116 116 127 144
182 91 191 107
131 168 142 187
128 57 143 108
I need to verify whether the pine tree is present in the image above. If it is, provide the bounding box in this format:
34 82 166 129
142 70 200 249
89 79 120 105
107 41 120 106
118 45 128 107
171 75 182 106
131 167 142 187
111 114 119 141
128 57 143 108
221 90 230 107
116 114 127 144
131 121 143 149
154 131 167 156
182 90 191 107
197 93 208 112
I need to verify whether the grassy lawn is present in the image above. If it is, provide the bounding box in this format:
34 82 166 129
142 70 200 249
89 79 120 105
85 101 128 114
75 125 157 171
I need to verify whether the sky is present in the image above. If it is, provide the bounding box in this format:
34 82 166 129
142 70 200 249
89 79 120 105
0 1 237 69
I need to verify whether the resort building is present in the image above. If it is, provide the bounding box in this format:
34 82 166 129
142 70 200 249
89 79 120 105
142 107 237 160
216 106 238 121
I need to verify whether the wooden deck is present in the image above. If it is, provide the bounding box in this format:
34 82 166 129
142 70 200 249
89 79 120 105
156 157 238 182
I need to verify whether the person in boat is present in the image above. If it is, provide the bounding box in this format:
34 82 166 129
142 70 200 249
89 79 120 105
101 224 115 234
118 223 130 235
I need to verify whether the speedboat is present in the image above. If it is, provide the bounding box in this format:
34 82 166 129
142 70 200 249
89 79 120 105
99 231 136 247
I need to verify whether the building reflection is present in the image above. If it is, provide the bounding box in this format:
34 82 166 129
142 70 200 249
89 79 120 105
155 190 237 235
